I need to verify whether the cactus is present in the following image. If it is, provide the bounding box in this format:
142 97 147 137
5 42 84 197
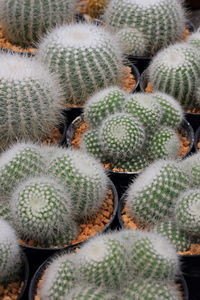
78 234 127 288
116 27 148 56
38 23 123 105
175 189 200 236
66 285 116 300
40 253 77 300
180 152 200 187
0 218 22 283
126 160 189 226
124 93 162 131
104 0 186 55
146 127 181 160
152 92 184 128
48 149 108 220
0 53 64 148
153 220 190 252
99 113 145 160
11 176 79 247
86 0 108 18
0 0 76 46
187 32 200 50
0 202 12 221
84 86 127 128
81 129 106 162
130 232 179 280
123 279 180 300
195 83 200 108
112 153 149 172
148 43 200 108
0 142 45 196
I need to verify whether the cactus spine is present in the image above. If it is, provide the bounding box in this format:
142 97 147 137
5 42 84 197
66 286 116 300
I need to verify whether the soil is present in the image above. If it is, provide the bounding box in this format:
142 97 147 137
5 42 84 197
0 281 23 300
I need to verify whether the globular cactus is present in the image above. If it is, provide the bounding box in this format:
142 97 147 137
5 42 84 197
0 53 64 148
48 149 108 220
130 232 179 280
38 23 123 105
115 27 148 56
81 129 106 162
112 153 149 172
0 218 22 283
86 0 108 18
148 43 200 108
98 113 145 160
153 220 190 252
146 127 181 160
195 82 200 108
187 31 200 50
0 202 12 221
0 142 45 196
124 93 162 131
180 152 200 186
0 0 76 46
40 253 77 300
104 0 186 55
152 92 184 128
126 160 189 226
175 189 200 236
84 86 127 128
66 285 117 300
123 279 181 300
11 176 79 247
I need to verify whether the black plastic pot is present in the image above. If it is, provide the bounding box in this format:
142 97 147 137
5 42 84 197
13 252 29 300
194 126 200 152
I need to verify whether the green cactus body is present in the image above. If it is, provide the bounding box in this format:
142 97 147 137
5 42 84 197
78 235 127 288
84 86 127 128
124 93 162 131
0 202 11 221
195 83 200 108
149 43 200 108
40 254 77 300
112 153 149 172
188 32 200 50
180 152 200 186
48 149 108 220
175 189 200 236
116 27 148 56
131 232 179 279
123 279 180 300
0 218 22 283
126 160 189 226
153 220 190 252
104 0 185 55
11 177 78 247
81 129 105 162
0 0 76 46
0 143 45 196
66 286 117 300
0 53 64 148
99 113 145 160
152 92 183 127
38 24 123 105
147 127 180 160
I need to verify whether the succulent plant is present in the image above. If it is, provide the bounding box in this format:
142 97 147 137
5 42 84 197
112 154 149 172
11 176 79 247
66 285 116 300
180 152 200 187
0 0 76 46
81 128 106 161
126 160 189 226
187 31 200 50
98 113 145 160
0 202 12 221
146 126 181 160
148 43 200 108
195 82 200 108
175 189 200 237
116 27 148 56
0 53 64 148
153 220 190 252
38 23 123 105
0 218 22 283
84 86 127 128
104 0 186 55
152 92 184 128
48 149 108 220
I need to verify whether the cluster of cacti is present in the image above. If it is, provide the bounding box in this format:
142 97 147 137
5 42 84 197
104 0 186 56
81 88 184 172
148 43 200 109
0 0 76 46
0 142 109 247
0 52 64 149
40 230 182 300
37 23 123 105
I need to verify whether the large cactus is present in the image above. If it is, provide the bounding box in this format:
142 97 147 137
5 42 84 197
0 0 76 46
38 23 123 105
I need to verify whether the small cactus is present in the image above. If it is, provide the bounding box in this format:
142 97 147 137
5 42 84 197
148 43 200 108
0 0 76 46
38 23 123 105
11 176 79 247
126 160 189 226
180 152 200 186
0 53 64 148
0 218 22 283
112 154 149 172
66 285 116 300
84 86 127 128
81 128 106 161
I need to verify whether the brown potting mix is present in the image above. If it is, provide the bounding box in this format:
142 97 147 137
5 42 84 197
42 128 63 146
0 281 23 300
19 189 114 249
